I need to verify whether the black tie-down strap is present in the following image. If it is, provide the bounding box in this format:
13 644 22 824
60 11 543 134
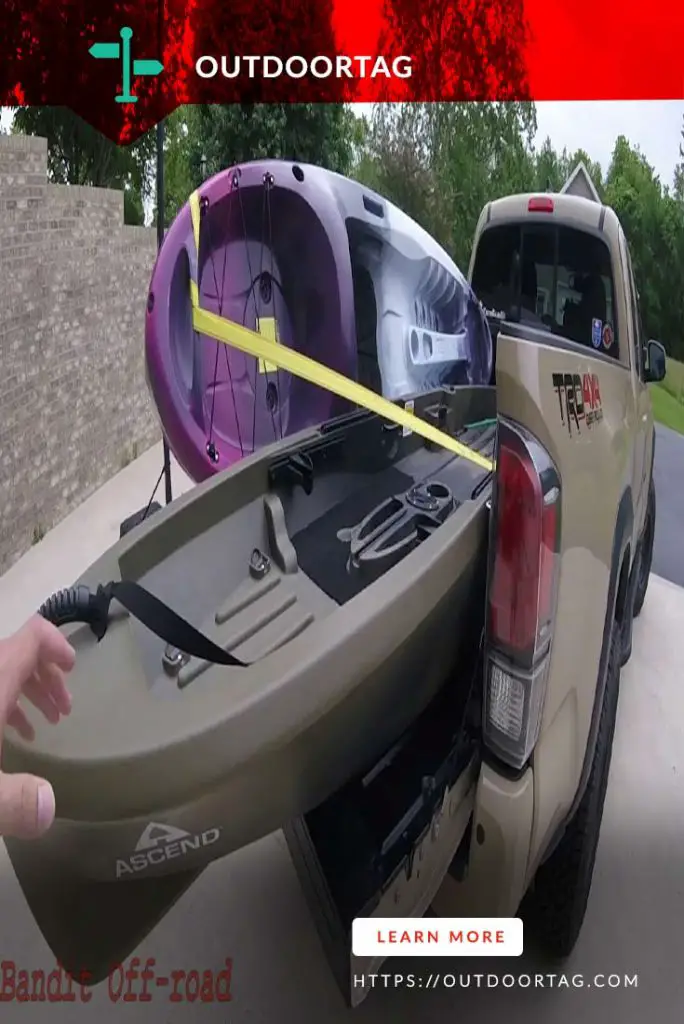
38 581 246 667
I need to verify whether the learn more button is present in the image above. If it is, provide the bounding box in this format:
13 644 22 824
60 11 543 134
352 918 523 957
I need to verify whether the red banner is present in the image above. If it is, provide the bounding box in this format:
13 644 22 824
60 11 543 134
2 0 682 143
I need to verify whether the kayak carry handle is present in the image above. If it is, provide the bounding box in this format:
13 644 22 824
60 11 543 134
38 581 247 667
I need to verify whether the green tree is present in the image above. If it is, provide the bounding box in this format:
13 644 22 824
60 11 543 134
354 104 437 238
148 103 360 229
355 102 536 267
673 116 684 204
185 104 358 185
148 107 197 228
11 107 153 224
534 137 570 191
604 136 672 348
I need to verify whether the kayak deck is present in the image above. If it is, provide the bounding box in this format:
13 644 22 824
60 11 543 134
3 388 496 876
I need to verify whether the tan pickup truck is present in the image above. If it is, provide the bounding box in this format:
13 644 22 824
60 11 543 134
3 188 666 1006
285 190 666 1006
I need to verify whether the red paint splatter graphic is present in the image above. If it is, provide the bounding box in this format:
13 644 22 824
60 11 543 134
0 0 682 142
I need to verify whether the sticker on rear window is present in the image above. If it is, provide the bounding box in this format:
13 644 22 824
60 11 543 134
602 322 613 350
591 318 603 349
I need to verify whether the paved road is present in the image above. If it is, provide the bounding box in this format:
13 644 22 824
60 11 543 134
652 424 684 588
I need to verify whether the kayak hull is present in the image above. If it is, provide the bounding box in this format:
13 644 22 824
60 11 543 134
8 547 485 887
145 160 493 483
4 388 495 886
145 161 357 482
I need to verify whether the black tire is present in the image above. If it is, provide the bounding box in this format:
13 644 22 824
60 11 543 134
521 619 621 958
633 477 655 618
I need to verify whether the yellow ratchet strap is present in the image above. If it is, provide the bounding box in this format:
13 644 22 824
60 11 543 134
187 191 494 473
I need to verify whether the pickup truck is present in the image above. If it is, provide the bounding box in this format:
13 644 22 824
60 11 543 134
3 186 667 1006
285 189 666 1006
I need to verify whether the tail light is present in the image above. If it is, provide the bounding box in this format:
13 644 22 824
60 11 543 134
483 419 561 769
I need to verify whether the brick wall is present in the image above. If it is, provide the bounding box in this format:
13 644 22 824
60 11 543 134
0 134 160 572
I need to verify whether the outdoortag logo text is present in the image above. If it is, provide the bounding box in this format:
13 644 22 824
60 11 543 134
195 54 413 82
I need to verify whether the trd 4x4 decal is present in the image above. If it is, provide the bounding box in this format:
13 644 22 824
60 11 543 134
552 372 603 436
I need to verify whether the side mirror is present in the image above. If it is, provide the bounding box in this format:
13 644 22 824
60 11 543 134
645 340 666 383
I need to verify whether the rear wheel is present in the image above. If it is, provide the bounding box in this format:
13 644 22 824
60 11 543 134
633 477 655 617
521 619 621 957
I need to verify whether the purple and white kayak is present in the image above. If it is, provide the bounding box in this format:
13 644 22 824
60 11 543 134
145 160 492 483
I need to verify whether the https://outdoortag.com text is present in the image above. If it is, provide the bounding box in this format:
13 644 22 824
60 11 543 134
354 972 639 990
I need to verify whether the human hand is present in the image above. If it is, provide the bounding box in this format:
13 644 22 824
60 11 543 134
0 615 74 838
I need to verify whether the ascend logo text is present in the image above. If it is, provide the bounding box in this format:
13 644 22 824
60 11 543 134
115 822 221 878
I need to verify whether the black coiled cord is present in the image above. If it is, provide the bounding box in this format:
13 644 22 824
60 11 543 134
37 580 247 665
39 584 113 640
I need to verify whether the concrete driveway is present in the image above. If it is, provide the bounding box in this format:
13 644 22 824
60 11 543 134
1 442 683 1022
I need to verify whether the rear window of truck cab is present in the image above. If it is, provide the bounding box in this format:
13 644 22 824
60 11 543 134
471 221 619 359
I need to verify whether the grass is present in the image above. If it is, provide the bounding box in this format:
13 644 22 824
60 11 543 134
650 357 684 435
31 524 46 545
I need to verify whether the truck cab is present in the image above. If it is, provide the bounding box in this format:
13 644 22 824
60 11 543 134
471 190 657 549
286 190 666 1007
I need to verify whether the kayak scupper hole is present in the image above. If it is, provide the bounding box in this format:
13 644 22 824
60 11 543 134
292 165 305 182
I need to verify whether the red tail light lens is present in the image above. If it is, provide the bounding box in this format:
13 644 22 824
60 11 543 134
484 421 561 768
528 196 554 213
488 426 560 661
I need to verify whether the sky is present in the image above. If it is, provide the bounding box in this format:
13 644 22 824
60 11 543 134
3 101 683 188
534 101 684 188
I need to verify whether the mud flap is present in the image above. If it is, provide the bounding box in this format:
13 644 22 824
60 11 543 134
5 836 202 984
284 674 481 1009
